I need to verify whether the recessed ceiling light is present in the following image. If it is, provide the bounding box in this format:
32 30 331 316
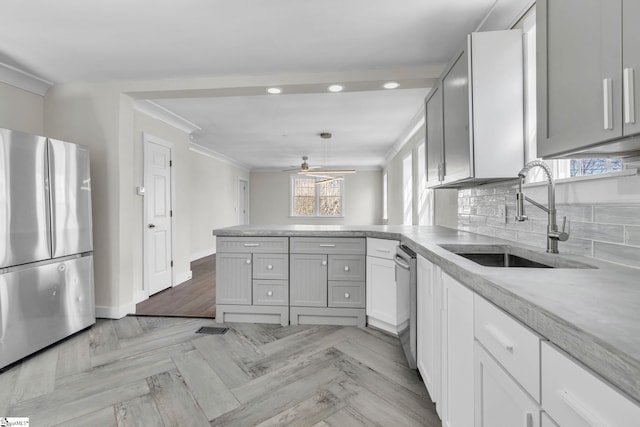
267 87 282 94
383 81 400 89
328 84 344 93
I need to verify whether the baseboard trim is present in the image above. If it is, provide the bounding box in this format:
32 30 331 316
366 317 399 336
96 302 137 319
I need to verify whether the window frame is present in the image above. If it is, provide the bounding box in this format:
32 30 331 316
289 174 345 219
402 152 413 225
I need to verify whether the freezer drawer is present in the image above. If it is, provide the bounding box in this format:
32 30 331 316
0 128 51 268
0 255 95 369
48 138 93 257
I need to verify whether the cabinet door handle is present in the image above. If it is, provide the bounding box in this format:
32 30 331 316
245 259 251 265
624 68 636 124
376 248 391 253
266 264 273 270
557 389 611 427
321 260 327 266
243 243 260 247
344 265 350 272
603 78 613 130
523 412 533 427
484 323 514 352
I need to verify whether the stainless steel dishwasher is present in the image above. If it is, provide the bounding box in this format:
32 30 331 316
395 244 417 369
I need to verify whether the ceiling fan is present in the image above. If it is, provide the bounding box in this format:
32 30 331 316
283 156 355 183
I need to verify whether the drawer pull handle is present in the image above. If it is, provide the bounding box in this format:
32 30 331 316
319 244 336 248
245 259 251 265
484 324 514 352
267 264 273 270
321 260 327 266
243 243 260 247
344 292 350 299
376 248 391 253
267 291 273 297
557 389 611 427
344 265 350 272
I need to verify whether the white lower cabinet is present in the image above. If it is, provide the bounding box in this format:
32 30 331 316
441 273 474 427
417 254 442 415
475 342 540 427
365 238 399 334
542 342 640 427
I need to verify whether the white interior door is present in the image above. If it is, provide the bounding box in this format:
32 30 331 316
238 178 249 224
144 136 173 296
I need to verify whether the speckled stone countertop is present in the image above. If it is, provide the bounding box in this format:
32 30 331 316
213 224 640 403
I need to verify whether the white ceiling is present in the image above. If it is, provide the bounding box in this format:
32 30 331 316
0 0 497 169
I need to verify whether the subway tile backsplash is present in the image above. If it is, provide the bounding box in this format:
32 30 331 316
458 182 640 268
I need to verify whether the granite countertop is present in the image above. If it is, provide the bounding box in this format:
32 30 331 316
213 224 640 403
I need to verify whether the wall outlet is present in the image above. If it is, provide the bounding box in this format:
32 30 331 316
497 204 507 224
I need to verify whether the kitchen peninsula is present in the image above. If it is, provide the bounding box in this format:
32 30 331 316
213 224 640 412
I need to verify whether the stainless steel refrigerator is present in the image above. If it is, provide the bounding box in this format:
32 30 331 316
1 128 95 369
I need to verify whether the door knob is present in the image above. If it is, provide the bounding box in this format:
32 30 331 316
148 224 156 228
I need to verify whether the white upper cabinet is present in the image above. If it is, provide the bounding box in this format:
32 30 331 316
538 0 640 157
426 29 524 187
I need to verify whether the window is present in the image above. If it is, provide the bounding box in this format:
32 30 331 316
403 153 413 225
290 175 343 217
417 141 432 225
382 171 388 221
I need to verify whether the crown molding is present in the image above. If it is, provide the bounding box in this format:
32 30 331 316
381 103 425 168
188 143 251 171
134 100 202 134
0 62 53 96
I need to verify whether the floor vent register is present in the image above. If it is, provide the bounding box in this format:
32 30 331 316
196 326 229 335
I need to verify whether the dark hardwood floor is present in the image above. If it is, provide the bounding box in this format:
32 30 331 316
136 255 216 318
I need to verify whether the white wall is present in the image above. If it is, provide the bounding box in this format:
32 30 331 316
0 81 44 134
250 170 382 225
43 83 128 316
189 149 250 259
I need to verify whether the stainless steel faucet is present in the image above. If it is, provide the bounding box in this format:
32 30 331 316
515 160 570 253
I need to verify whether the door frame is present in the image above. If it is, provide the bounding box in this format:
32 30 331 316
238 177 249 224
139 132 176 303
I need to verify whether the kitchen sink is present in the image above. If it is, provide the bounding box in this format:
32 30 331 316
439 244 596 269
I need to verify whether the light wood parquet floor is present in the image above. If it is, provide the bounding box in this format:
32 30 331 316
0 316 440 426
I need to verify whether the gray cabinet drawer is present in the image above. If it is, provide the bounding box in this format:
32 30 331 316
328 282 365 308
253 253 288 280
217 237 289 254
328 255 365 281
253 280 288 306
290 237 365 255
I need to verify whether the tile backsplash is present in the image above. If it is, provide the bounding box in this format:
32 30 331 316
457 181 640 269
